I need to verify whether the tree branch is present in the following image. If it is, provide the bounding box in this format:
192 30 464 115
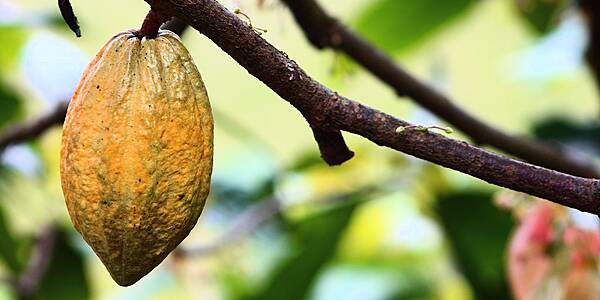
162 17 188 36
0 102 67 153
143 0 600 214
281 0 599 179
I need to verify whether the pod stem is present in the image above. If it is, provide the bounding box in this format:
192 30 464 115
136 10 171 38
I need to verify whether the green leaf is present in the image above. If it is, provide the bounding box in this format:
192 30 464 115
515 0 568 34
247 199 361 300
0 26 27 71
354 0 476 54
287 151 324 172
434 190 513 300
0 204 23 273
0 80 22 129
37 229 90 300
211 176 276 212
532 118 600 155
384 272 432 300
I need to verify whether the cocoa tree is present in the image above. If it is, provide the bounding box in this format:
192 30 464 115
0 0 599 299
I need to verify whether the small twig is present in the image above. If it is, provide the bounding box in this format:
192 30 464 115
177 197 281 256
57 0 81 37
0 102 68 154
234 9 268 35
177 185 378 257
396 125 454 135
11 225 58 300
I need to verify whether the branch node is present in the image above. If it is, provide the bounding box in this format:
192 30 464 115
311 128 354 165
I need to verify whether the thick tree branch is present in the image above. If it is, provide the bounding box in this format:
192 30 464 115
141 0 600 213
162 17 188 36
281 0 599 179
0 102 67 153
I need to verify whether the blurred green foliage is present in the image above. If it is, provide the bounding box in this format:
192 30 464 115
0 205 25 273
0 26 27 71
435 190 514 300
0 81 23 129
515 0 569 34
533 118 600 155
37 229 90 300
354 0 476 53
247 199 361 300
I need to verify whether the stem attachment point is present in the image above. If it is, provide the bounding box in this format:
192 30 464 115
135 10 171 39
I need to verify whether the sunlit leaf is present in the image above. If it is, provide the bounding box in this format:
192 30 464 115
247 199 361 300
354 0 476 54
37 229 90 300
435 189 513 299
0 26 27 71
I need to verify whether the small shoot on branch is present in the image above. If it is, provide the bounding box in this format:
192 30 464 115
396 125 454 135
234 8 268 35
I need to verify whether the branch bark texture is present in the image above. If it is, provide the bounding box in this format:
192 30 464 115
143 0 600 213
282 0 599 179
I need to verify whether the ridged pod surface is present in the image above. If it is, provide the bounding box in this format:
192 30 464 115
60 30 213 286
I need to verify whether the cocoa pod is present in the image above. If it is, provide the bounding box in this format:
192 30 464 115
60 30 213 286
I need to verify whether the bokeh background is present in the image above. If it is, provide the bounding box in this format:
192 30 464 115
1 0 600 299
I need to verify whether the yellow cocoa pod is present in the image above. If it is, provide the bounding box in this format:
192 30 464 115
60 30 213 286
